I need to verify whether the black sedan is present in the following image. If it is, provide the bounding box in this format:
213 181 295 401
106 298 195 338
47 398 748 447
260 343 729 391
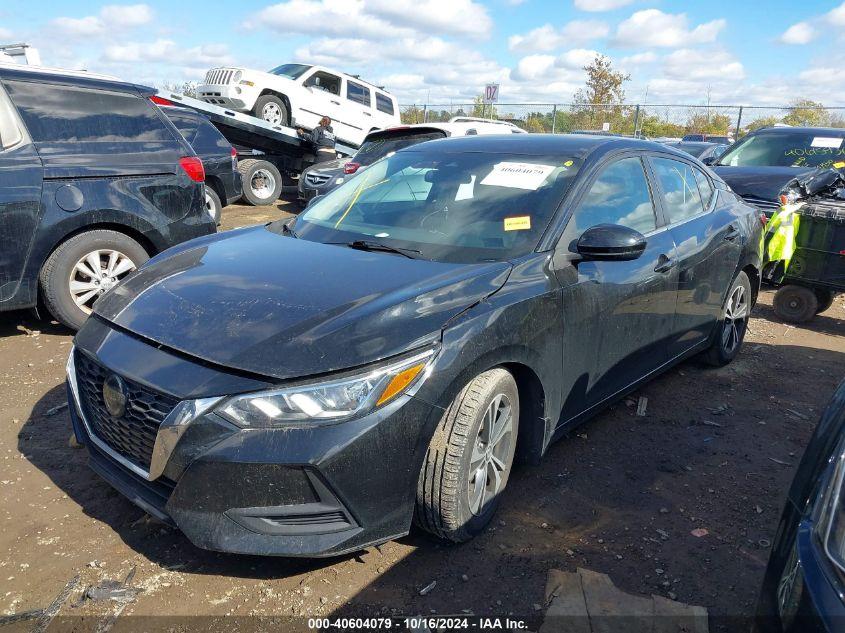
66 135 763 557
755 378 845 633
162 105 242 224
712 126 845 214
666 141 728 162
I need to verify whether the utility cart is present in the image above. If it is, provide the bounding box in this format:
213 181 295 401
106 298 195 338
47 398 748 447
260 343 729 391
770 202 845 323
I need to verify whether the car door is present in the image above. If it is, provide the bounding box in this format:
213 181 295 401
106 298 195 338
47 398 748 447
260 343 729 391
647 155 740 358
0 81 43 306
345 80 374 136
552 154 678 424
300 70 346 136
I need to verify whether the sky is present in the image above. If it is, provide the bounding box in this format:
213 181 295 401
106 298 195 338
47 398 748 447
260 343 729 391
1 0 844 107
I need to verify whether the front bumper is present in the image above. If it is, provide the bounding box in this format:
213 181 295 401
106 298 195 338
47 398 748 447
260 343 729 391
197 84 256 111
68 322 437 557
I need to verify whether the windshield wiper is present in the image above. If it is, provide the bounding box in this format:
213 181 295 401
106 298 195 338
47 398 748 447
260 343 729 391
281 222 298 238
332 240 421 259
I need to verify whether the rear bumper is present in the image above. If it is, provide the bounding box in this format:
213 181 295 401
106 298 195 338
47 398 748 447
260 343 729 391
68 324 437 557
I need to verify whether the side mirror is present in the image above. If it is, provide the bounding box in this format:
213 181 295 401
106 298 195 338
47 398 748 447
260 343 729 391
576 224 647 261
702 156 716 166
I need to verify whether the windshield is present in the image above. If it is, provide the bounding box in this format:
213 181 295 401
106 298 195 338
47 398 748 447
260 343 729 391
353 132 446 166
268 63 311 79
718 131 845 169
282 150 582 263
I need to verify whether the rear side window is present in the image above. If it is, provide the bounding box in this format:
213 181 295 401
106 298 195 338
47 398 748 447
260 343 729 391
192 119 231 154
166 113 199 144
651 157 705 224
693 167 715 208
376 92 394 115
0 86 24 150
4 80 174 144
347 81 371 107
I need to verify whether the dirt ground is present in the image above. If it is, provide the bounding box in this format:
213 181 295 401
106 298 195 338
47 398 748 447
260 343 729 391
1 199 843 631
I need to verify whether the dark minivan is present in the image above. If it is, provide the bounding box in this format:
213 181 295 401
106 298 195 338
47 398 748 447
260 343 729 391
68 135 763 557
160 105 241 224
0 65 215 330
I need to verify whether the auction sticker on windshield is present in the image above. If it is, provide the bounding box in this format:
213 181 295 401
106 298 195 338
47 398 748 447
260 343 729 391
811 137 844 148
504 216 531 231
481 161 556 190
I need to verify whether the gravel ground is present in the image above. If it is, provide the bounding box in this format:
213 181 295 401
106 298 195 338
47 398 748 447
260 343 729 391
0 200 843 630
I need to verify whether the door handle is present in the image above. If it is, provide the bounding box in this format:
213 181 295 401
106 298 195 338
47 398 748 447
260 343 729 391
654 254 675 274
724 225 740 241
331 100 341 105
363 111 372 116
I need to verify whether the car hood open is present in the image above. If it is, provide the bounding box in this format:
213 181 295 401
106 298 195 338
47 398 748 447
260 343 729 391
713 165 816 205
93 226 511 380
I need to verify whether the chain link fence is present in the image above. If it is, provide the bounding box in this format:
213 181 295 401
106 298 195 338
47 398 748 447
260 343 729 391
400 103 845 139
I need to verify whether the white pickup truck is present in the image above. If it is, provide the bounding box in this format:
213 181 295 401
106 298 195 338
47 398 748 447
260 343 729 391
197 63 400 147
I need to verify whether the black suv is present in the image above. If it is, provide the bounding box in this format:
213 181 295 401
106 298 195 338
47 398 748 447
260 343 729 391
160 105 242 224
0 65 215 330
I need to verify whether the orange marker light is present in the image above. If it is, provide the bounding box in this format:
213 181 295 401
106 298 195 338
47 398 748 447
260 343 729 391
377 363 426 406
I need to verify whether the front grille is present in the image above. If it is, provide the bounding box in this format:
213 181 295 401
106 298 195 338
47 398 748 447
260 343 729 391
305 173 331 187
75 351 179 471
204 69 234 85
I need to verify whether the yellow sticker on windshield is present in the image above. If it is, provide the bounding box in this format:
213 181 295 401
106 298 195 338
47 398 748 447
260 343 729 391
563 160 574 167
835 161 845 169
504 216 531 231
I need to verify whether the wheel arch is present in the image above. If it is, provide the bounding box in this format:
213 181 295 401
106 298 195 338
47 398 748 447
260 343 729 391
257 90 291 117
742 263 760 308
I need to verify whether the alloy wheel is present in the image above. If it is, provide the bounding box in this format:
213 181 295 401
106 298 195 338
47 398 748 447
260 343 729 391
68 249 137 314
261 102 282 125
721 284 748 354
250 169 277 199
468 393 514 516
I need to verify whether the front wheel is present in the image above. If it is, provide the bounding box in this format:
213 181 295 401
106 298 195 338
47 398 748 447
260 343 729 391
702 271 751 367
39 230 148 330
773 284 818 323
253 95 289 126
415 368 519 543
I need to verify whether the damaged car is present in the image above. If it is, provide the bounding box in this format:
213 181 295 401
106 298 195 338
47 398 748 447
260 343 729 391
67 135 763 557
711 126 845 215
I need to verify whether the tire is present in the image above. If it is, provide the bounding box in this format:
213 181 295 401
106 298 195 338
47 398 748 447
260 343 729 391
204 185 222 224
39 230 149 331
237 159 283 206
702 271 752 367
253 95 289 126
773 284 818 324
815 289 835 314
415 368 519 543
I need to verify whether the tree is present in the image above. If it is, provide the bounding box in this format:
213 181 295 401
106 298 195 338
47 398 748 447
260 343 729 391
471 94 497 119
783 99 830 127
684 110 733 135
744 115 782 133
571 55 632 132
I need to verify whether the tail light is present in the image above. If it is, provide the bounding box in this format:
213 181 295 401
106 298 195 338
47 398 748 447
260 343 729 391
230 146 238 170
150 95 175 107
344 162 361 175
179 156 205 182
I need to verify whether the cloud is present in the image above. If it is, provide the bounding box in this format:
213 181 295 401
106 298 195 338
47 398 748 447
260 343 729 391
573 0 633 11
614 9 725 48
510 49 597 82
103 39 233 71
247 0 491 40
51 4 153 37
662 49 744 82
0 27 11 39
827 2 845 27
780 22 815 45
508 20 608 53
620 51 657 65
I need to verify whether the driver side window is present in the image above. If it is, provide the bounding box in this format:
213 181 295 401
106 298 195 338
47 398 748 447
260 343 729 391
565 157 657 246
303 71 341 95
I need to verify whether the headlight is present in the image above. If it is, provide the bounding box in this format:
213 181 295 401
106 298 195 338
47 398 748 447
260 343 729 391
816 434 845 573
233 70 243 83
216 348 436 427
239 79 255 87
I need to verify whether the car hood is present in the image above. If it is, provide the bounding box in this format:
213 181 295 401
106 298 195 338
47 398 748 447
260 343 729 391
93 226 511 380
713 165 816 203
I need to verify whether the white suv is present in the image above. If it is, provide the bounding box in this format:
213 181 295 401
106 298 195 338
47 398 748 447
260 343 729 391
197 63 400 146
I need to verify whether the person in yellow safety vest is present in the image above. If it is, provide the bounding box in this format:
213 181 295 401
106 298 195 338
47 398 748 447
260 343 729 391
764 202 802 282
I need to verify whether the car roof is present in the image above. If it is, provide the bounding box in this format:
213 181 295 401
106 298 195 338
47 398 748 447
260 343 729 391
752 126 845 136
670 141 720 149
369 121 522 140
399 133 683 159
0 62 154 95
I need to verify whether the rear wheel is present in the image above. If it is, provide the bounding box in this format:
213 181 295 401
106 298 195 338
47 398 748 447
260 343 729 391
253 95 289 126
40 230 148 330
204 185 222 224
415 368 519 542
773 284 818 323
237 158 282 206
815 289 835 314
702 271 751 367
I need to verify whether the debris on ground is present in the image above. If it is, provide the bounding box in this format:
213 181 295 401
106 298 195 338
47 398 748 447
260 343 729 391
44 403 68 417
419 581 437 596
539 568 708 633
691 528 709 538
75 567 140 606
636 397 648 417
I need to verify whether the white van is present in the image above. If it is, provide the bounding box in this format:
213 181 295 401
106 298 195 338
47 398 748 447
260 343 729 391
197 63 400 146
